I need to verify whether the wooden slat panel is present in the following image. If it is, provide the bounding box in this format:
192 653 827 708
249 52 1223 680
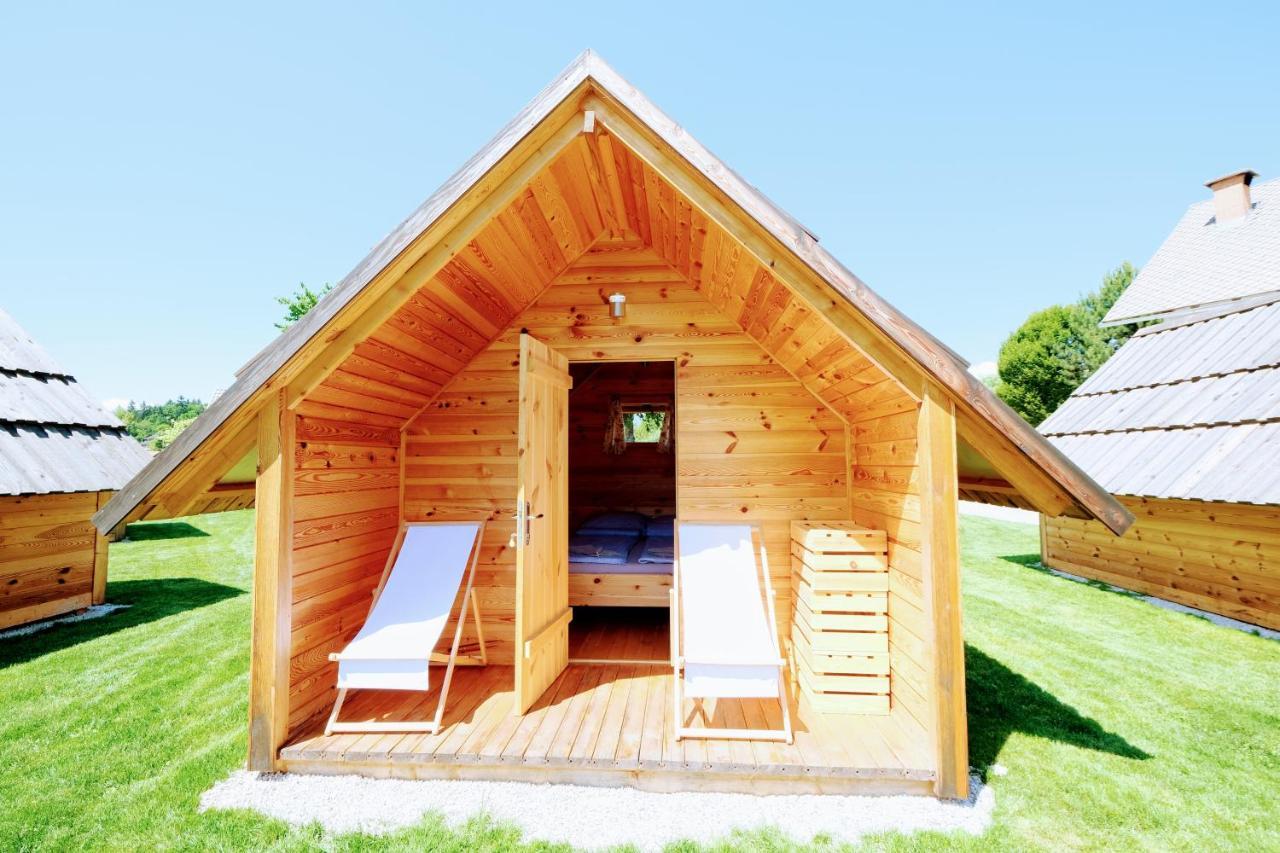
0 492 101 629
1042 496 1280 630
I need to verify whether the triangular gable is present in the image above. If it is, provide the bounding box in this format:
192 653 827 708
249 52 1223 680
96 51 1132 536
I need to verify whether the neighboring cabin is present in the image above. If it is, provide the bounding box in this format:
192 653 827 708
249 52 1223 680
1041 170 1280 630
0 309 150 629
96 52 1129 798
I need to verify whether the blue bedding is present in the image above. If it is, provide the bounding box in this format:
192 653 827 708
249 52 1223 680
568 532 639 565
645 514 675 539
636 537 674 565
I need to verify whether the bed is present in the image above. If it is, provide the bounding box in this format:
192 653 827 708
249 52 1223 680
567 513 674 607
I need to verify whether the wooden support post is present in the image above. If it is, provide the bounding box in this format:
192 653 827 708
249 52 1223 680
247 389 294 771
918 382 969 799
91 491 112 605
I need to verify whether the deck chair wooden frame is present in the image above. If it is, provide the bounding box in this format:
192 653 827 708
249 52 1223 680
670 521 793 744
325 520 488 736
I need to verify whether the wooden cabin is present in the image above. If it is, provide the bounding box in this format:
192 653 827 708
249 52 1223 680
1041 172 1280 631
96 52 1130 798
1 308 150 629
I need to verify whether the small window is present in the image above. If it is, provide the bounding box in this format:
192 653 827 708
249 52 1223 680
623 407 666 443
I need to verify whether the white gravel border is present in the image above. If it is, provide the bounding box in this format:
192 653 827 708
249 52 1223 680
201 770 993 849
0 603 129 640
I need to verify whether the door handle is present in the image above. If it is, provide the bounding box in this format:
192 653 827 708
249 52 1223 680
512 501 544 546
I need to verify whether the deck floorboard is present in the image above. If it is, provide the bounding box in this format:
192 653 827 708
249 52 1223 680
282 613 934 793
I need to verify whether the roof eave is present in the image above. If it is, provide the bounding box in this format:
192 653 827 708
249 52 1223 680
95 49 1133 537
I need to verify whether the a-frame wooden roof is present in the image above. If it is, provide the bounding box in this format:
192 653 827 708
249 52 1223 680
95 51 1133 536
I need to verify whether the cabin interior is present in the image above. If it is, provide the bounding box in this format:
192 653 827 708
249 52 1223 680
275 214 953 794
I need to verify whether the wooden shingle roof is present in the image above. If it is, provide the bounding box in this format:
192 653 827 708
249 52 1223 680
0 308 150 496
1042 296 1280 505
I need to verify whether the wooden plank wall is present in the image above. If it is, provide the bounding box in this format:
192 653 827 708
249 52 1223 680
1043 496 1280 630
0 491 110 630
848 390 933 749
402 238 848 662
567 361 675 530
286 415 402 735
677 360 847 641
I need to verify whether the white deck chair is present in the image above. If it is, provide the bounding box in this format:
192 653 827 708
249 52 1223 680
670 522 793 743
325 521 487 735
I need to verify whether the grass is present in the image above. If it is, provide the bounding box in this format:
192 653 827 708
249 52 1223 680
1 511 1276 851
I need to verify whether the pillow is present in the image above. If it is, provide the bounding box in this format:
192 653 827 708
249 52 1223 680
579 512 648 535
645 514 675 538
568 532 637 565
636 537 674 564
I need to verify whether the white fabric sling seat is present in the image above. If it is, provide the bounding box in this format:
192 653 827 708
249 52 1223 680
671 522 793 743
325 521 487 735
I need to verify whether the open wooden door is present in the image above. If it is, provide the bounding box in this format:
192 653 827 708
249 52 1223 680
514 333 573 714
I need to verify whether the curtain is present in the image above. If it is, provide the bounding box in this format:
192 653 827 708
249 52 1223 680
656 402 673 453
603 396 674 454
603 395 626 455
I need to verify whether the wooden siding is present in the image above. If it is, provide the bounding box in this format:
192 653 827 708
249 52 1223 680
285 415 402 737
0 490 110 630
1042 497 1280 630
848 392 933 750
402 237 848 663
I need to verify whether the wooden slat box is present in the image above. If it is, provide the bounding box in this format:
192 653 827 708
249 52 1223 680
789 522 890 714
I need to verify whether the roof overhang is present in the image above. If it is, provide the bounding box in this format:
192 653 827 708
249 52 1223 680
95 50 1133 537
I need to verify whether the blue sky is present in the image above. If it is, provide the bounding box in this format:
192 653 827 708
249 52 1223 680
2 2 1277 406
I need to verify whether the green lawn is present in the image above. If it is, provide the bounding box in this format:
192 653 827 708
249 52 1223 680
1 511 1276 851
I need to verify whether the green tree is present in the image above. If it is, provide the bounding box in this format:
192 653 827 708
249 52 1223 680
996 305 1108 424
116 398 207 449
994 263 1140 425
150 415 200 450
275 282 333 331
1081 261 1140 352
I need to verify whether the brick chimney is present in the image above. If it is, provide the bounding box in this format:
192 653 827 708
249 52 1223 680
1205 169 1258 223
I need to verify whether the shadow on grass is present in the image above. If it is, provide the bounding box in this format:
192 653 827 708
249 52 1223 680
0 578 244 668
999 552 1046 571
967 643 1151 770
1000 552 1145 599
124 521 210 540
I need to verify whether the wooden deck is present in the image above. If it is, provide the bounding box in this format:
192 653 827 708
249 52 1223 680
282 610 934 794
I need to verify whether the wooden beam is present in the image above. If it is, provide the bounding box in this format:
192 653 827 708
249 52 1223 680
917 382 968 799
160 420 259 520
583 97 924 402
956 476 1020 496
579 88 1131 537
247 389 294 771
91 491 111 605
955 412 1072 518
593 130 630 234
285 113 587 411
